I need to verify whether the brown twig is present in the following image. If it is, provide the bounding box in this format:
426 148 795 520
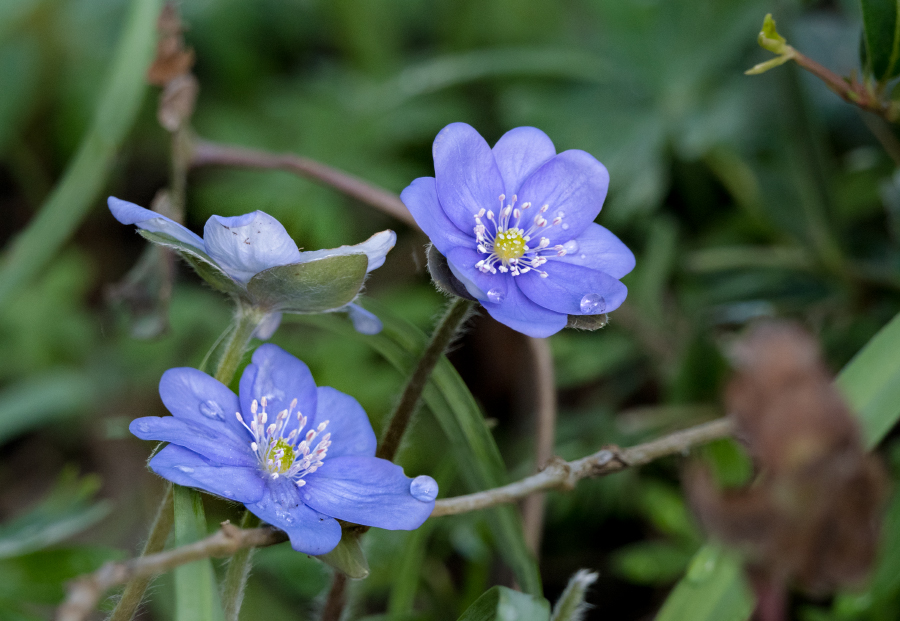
56 524 287 621
521 336 556 555
190 139 418 229
431 418 734 517
57 419 733 620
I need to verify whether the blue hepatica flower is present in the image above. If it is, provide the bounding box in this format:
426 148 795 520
109 197 392 337
401 123 635 338
130 344 438 555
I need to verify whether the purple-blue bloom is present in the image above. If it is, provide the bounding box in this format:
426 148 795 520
130 344 437 555
108 197 393 336
401 123 635 338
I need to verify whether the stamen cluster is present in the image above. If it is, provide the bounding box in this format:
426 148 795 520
473 194 568 278
236 396 331 488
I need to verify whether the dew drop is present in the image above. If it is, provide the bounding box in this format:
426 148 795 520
561 223 569 230
136 422 151 434
176 466 194 474
222 490 233 497
302 493 312 503
580 254 586 259
579 293 606 314
410 475 439 502
199 400 224 420
562 240 579 254
486 288 505 304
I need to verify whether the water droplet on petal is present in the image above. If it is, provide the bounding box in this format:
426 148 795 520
222 490 233 497
487 288 505 304
563 240 578 254
136 422 150 433
410 475 439 502
580 254 586 260
199 400 224 420
302 493 312 503
561 223 569 230
176 466 194 474
579 293 606 314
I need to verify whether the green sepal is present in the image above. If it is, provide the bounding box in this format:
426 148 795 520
247 254 368 313
137 230 245 296
426 244 477 301
757 14 787 54
315 528 369 579
566 313 608 331
457 586 550 621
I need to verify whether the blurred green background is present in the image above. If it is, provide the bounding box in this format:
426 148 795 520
3 0 900 618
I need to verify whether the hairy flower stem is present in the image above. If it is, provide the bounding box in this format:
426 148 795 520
321 574 349 621
221 510 261 621
107 484 174 621
107 307 261 621
215 303 265 385
376 297 475 462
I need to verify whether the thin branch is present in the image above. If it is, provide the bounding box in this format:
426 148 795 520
431 418 734 517
56 524 287 621
376 297 476 462
57 418 733 620
521 336 556 555
190 139 419 229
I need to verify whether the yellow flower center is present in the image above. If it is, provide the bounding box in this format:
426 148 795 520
267 438 295 473
493 228 527 262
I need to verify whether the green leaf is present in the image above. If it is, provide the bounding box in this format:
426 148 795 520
173 486 225 621
0 469 110 559
655 546 754 621
247 254 368 313
860 0 900 81
0 0 161 308
287 305 543 595
457 586 550 621
0 546 123 604
835 310 900 449
611 541 696 585
316 528 370 579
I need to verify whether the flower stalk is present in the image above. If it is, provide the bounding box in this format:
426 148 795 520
221 510 261 621
376 297 476 462
214 303 265 385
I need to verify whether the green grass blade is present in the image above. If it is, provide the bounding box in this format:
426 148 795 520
173 486 225 621
0 0 160 307
656 309 900 620
287 308 542 595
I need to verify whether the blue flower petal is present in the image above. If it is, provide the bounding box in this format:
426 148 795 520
202 211 302 284
433 123 506 233
554 223 636 279
239 344 318 439
483 283 567 337
312 387 376 458
303 456 434 530
130 416 255 467
158 367 247 441
245 478 342 555
491 127 556 197
516 150 609 246
149 445 266 503
108 197 205 251
400 177 474 256
517 261 628 316
445 246 499 302
345 303 383 335
294 230 397 273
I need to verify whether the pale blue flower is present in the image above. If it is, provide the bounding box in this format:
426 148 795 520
109 197 394 335
130 344 438 555
401 124 635 338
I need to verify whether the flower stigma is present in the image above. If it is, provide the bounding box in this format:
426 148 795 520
473 194 568 278
236 396 331 487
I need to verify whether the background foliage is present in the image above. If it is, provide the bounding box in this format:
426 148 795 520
2 0 900 618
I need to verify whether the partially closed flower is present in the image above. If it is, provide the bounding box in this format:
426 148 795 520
130 344 438 555
401 123 634 338
109 197 393 336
